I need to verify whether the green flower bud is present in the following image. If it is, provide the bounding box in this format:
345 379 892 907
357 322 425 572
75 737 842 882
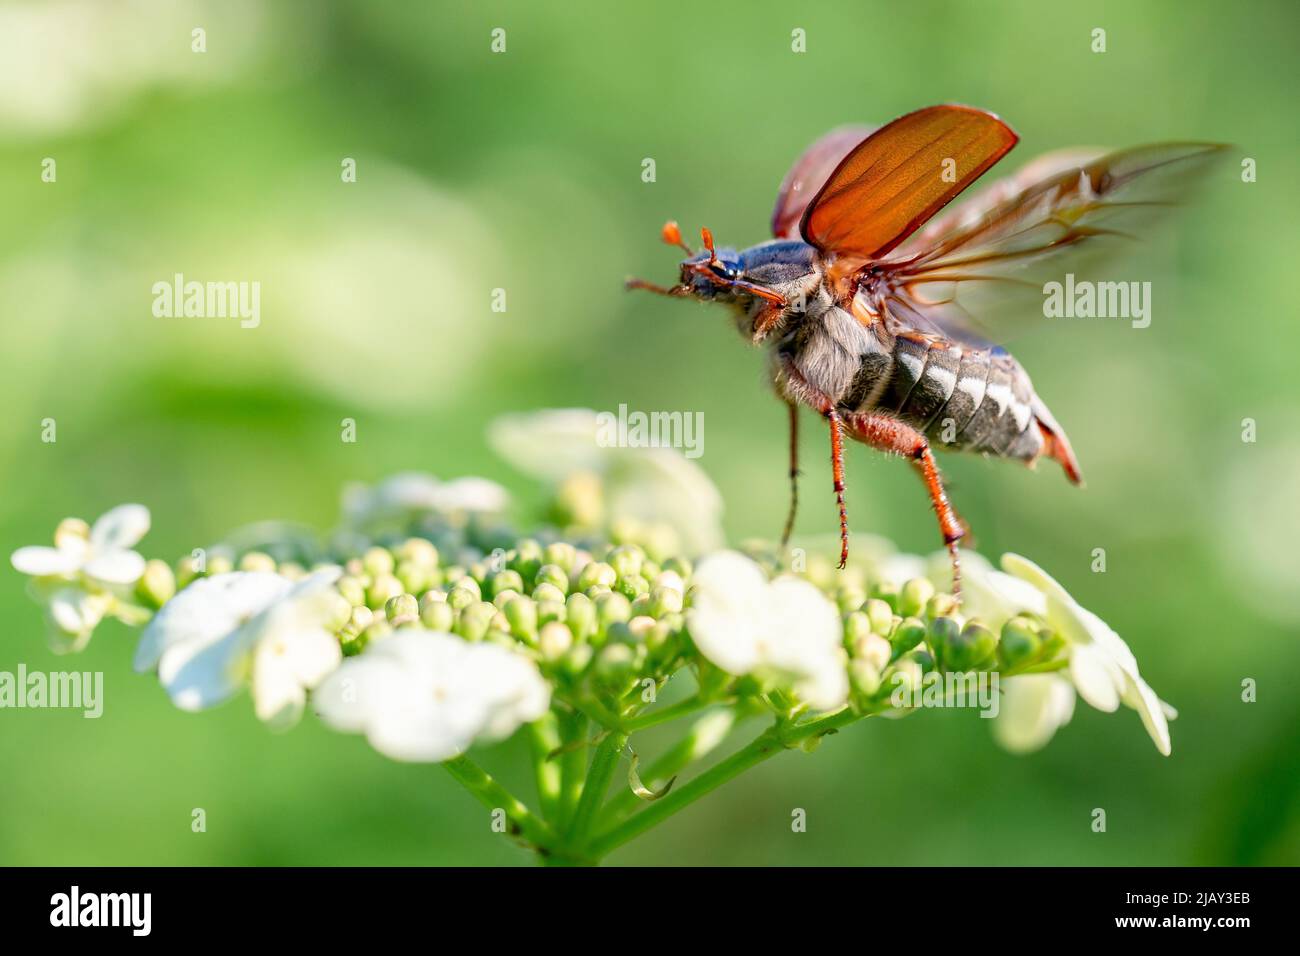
420 598 455 632
504 596 539 643
645 619 679 662
536 598 566 626
577 561 617 592
206 554 234 576
533 564 570 595
843 610 873 649
366 573 404 609
492 589 521 610
447 583 478 611
652 570 686 595
961 621 998 670
616 574 650 601
176 555 200 588
453 574 482 598
489 569 525 599
324 591 354 631
607 544 644 581
871 580 900 613
595 591 632 640
898 577 935 618
928 616 962 670
136 559 176 609
885 658 923 703
627 615 657 642
532 581 567 605
362 546 395 578
361 619 393 644
542 542 578 574
336 575 366 607
835 585 868 615
1038 630 1067 663
852 632 892 672
890 617 927 658
538 621 574 661
530 580 566 608
342 605 374 639
864 598 894 636
594 643 636 685
395 537 439 568
661 556 692 580
998 616 1042 669
384 593 419 627
647 584 683 617
565 592 597 643
561 642 594 679
344 557 365 578
850 657 882 697
239 551 277 573
456 601 498 642
395 560 433 596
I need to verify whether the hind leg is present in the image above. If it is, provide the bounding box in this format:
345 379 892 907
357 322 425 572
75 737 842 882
843 411 967 597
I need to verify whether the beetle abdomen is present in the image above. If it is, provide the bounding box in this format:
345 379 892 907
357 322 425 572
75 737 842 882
850 335 1059 468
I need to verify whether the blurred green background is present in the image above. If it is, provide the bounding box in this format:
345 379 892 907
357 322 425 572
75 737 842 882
1 0 1297 866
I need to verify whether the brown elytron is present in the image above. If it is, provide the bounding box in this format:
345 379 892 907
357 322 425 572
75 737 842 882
628 105 1225 593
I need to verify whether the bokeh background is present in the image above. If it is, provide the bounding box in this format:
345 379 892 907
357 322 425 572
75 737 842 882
1 0 1297 866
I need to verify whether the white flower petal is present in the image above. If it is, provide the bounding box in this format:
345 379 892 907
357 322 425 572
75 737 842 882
765 576 848 709
992 675 1076 754
11 545 81 577
158 627 257 711
315 629 549 763
1068 643 1122 713
135 572 291 673
686 551 767 675
252 660 307 730
83 549 146 585
1122 677 1172 757
45 588 110 654
90 504 150 552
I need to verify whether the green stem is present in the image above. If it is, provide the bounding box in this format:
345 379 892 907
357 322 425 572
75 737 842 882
556 709 589 831
599 704 749 826
565 695 625 733
623 694 709 732
442 754 555 853
586 728 784 859
587 707 868 860
565 731 628 845
525 715 562 823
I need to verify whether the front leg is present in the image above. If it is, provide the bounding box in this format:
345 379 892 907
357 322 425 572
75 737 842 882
843 411 967 598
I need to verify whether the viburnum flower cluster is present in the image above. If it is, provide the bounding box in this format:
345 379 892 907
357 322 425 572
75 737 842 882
9 410 1174 864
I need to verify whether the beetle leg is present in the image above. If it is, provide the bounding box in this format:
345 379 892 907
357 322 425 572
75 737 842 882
780 400 799 551
843 411 966 598
775 360 850 569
